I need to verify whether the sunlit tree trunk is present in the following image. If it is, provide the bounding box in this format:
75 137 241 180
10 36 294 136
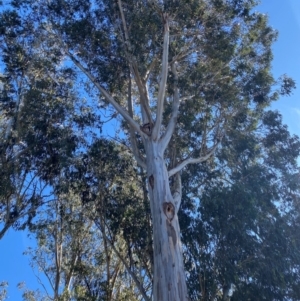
146 141 188 301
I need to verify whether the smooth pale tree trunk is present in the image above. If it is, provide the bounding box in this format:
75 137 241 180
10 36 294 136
145 141 189 301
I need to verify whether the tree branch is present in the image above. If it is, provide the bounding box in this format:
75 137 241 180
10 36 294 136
180 95 195 102
68 52 144 137
35 260 55 293
160 62 180 152
0 223 10 240
169 45 198 65
168 142 220 177
127 77 147 169
152 14 170 140
66 254 78 292
144 55 158 82
100 228 150 301
172 172 182 213
109 260 121 299
117 0 152 124
133 68 152 124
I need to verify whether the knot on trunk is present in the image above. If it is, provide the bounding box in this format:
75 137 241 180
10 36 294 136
149 175 154 189
163 202 175 221
166 219 177 246
140 122 153 136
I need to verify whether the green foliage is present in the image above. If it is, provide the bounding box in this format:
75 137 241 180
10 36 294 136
0 7 101 236
0 282 8 301
0 0 299 300
180 110 300 300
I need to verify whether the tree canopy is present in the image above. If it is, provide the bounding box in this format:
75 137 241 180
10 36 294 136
0 0 300 300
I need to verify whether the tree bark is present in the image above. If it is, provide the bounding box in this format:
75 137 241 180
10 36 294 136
145 140 188 301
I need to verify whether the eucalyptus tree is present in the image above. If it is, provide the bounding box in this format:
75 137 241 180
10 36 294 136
25 138 152 301
0 56 78 238
1 0 296 300
180 110 300 300
79 139 153 300
0 9 100 238
24 192 101 301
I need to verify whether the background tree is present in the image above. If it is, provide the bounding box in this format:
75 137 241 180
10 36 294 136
22 138 152 301
181 110 300 300
0 8 100 237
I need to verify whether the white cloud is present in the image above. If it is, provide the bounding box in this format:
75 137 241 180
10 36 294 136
292 107 300 117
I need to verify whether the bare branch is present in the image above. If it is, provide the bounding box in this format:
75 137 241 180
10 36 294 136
127 77 147 169
168 142 220 177
131 67 152 124
65 254 78 292
68 52 144 137
34 270 52 298
172 172 182 213
117 0 131 51
152 14 170 140
117 0 152 124
144 55 158 82
0 224 10 240
180 95 195 102
34 260 55 293
131 146 147 169
160 62 180 152
110 260 121 298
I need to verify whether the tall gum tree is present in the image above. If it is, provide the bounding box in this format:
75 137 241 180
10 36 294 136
1 0 296 300
0 18 88 239
180 110 300 299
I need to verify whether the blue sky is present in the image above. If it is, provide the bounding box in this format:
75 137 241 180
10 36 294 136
1 1 300 300
258 0 300 136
